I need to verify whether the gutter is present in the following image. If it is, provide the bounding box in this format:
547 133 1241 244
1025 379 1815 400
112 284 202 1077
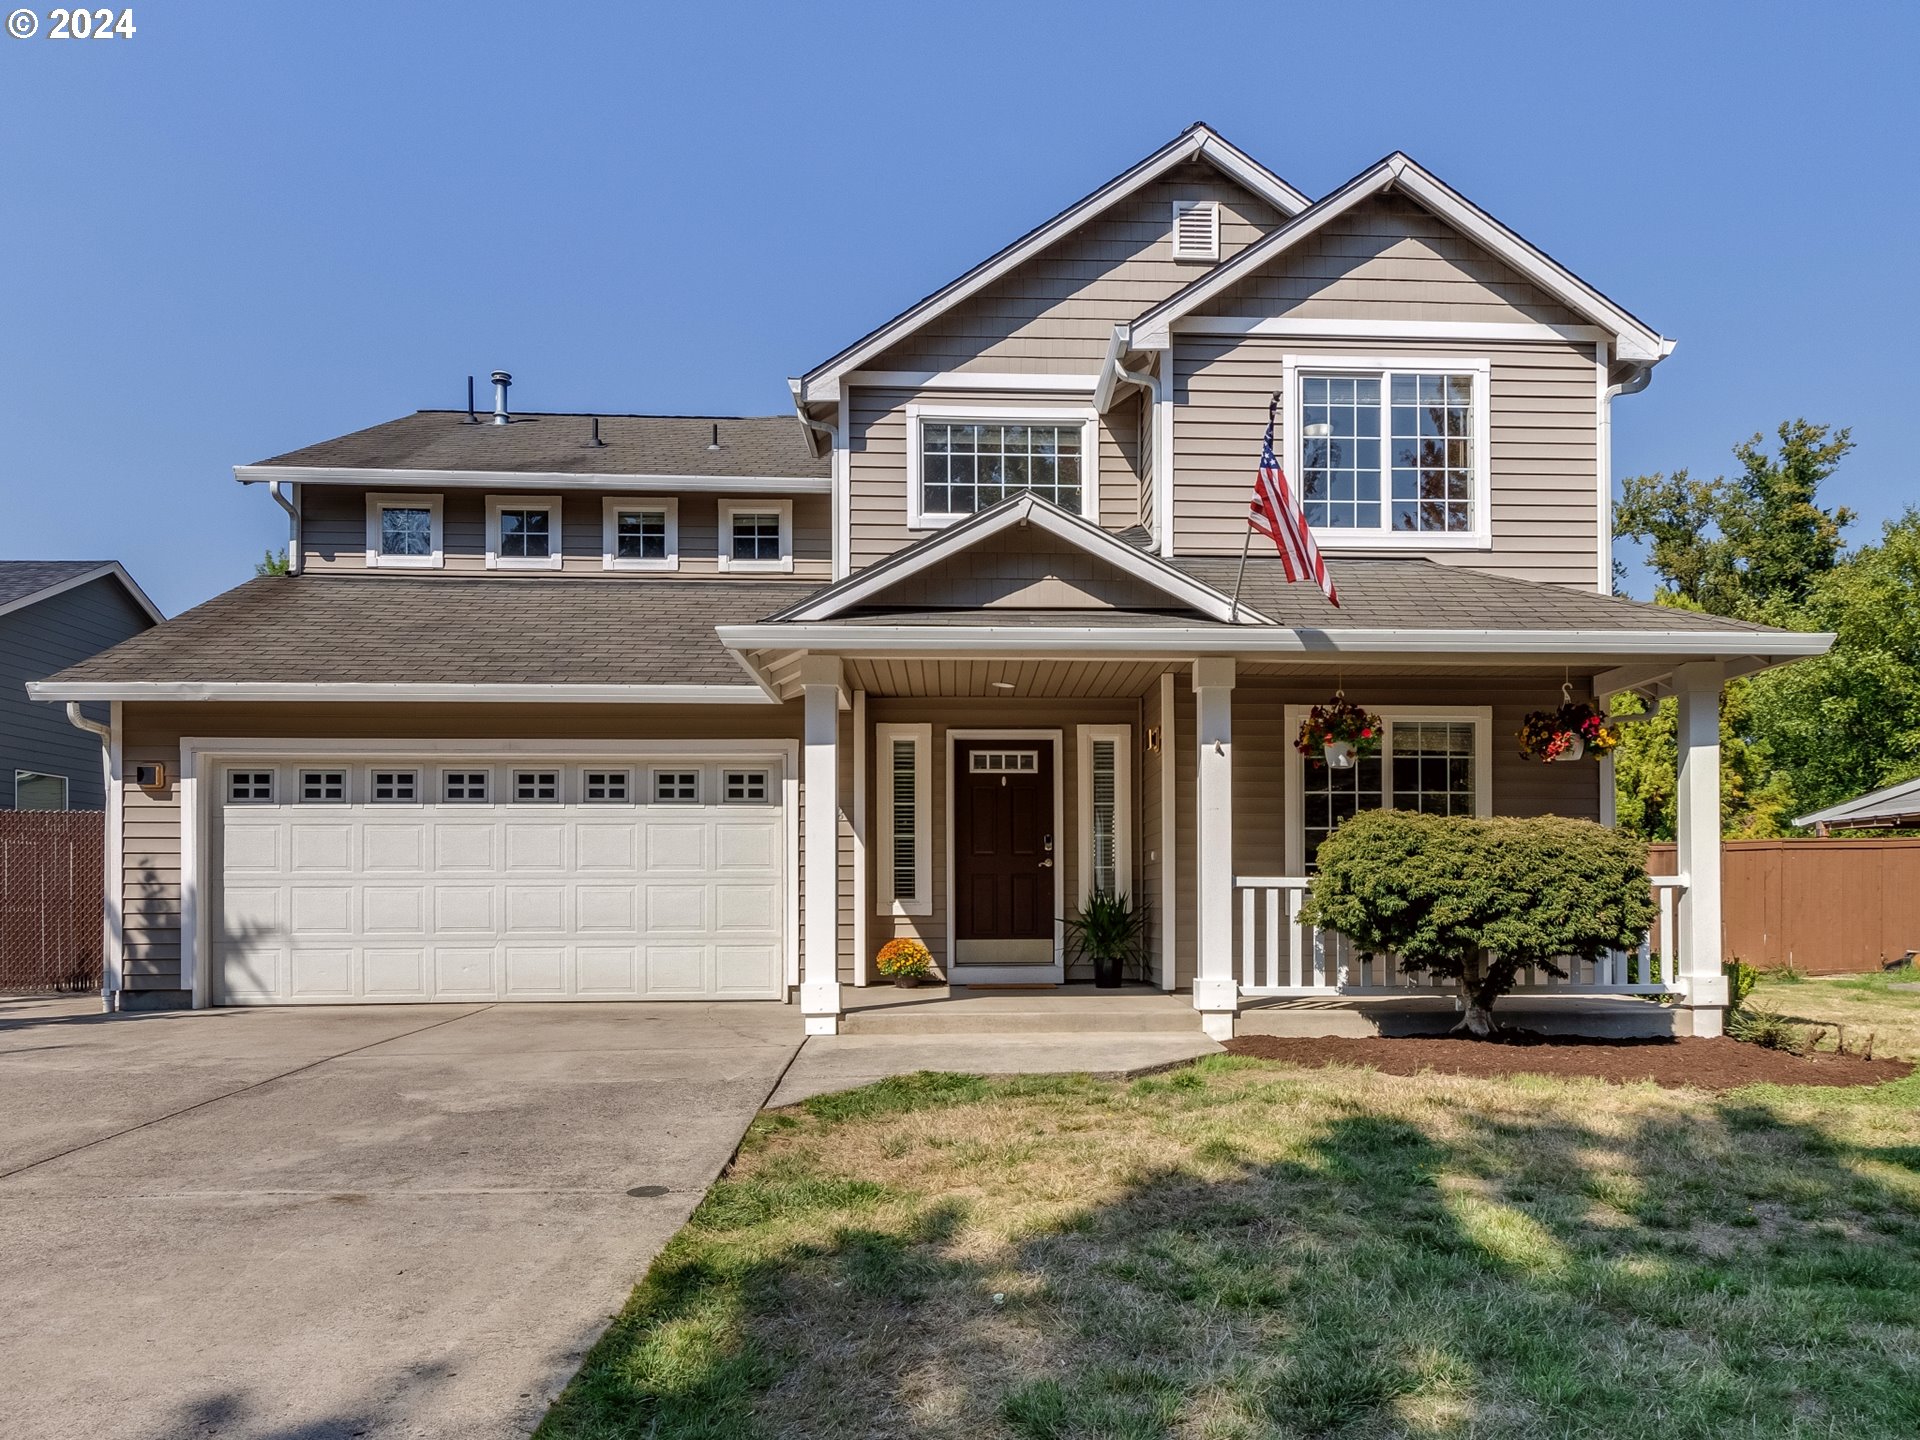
62 703 118 1012
28 680 780 705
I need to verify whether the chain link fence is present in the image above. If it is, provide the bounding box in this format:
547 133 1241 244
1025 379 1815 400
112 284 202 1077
0 811 103 993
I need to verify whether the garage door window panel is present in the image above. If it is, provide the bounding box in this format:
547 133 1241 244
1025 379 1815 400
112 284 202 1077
584 769 630 802
442 770 490 803
514 770 561 803
724 770 769 803
300 770 346 803
371 770 419 804
228 770 275 803
653 770 700 803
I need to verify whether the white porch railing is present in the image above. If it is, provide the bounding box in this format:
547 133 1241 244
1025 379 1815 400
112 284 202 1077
1233 874 1689 999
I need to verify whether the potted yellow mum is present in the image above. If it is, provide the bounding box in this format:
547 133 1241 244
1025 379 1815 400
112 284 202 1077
875 937 934 988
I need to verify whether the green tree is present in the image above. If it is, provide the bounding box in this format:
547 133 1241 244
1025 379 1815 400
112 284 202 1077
1616 419 1855 619
1303 811 1655 1037
255 547 289 577
1746 510 1920 817
1608 684 1796 840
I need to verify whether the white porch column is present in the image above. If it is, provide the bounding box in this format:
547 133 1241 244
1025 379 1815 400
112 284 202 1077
1192 657 1237 1039
800 655 844 1035
1674 662 1728 1035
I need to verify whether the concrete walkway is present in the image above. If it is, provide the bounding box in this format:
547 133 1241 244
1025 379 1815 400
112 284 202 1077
0 996 801 1440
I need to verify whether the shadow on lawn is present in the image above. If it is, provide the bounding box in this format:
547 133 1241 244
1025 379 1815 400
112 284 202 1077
539 1069 1920 1440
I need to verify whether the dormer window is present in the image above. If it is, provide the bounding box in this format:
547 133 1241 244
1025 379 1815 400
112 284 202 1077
365 494 444 569
603 498 679 571
486 495 562 571
717 499 793 573
906 404 1100 529
1171 200 1220 261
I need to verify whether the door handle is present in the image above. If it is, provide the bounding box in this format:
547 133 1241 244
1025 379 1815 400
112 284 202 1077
1040 833 1054 868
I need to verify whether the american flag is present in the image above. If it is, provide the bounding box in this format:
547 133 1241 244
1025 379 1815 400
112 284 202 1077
1249 403 1338 606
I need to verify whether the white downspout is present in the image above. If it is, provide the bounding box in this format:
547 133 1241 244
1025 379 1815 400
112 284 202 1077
1112 357 1163 547
64 702 118 1012
791 390 845 578
267 479 302 575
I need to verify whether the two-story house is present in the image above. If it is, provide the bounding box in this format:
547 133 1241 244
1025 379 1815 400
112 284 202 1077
34 125 1828 1036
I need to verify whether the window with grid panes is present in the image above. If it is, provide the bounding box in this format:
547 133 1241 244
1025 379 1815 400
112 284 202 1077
920 421 1084 518
1299 371 1477 534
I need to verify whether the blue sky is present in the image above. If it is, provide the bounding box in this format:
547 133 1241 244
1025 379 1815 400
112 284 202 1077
2 1 1912 615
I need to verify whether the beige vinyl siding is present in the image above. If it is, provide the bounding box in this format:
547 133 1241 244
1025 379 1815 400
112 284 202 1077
1195 192 1588 329
302 488 832 579
1169 672 1601 988
860 696 1142 978
117 701 812 996
1172 335 1600 587
863 526 1171 611
867 165 1286 375
847 388 1143 569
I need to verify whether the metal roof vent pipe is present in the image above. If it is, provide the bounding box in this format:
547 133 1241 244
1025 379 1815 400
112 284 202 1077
491 370 513 425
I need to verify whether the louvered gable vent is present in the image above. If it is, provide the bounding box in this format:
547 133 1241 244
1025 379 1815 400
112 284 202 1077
1171 200 1220 261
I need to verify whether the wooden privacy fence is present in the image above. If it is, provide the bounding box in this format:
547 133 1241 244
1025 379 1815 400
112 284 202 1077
0 811 103 993
1648 837 1920 974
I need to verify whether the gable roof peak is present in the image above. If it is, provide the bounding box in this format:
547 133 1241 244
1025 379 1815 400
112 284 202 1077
794 125 1307 407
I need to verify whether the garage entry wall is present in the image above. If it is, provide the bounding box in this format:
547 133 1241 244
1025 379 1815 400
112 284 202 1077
120 702 811 1005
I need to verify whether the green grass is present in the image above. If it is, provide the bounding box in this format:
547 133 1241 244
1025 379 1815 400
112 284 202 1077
539 1059 1920 1440
1751 966 1920 1060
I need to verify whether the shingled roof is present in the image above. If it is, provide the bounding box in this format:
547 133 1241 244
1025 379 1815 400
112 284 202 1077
39 575 821 690
243 411 829 480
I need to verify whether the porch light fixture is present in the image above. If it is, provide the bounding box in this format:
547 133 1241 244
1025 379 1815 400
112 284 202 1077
1146 725 1162 754
991 680 1016 692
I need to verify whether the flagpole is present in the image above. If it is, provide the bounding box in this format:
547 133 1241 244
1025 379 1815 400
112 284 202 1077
1228 392 1281 625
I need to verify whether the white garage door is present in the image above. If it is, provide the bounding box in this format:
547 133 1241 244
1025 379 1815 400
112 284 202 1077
212 757 788 1004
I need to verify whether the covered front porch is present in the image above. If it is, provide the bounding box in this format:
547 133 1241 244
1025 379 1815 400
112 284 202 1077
755 649 1740 1040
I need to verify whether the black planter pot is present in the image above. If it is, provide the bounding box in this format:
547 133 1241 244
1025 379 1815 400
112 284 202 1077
1092 952 1124 989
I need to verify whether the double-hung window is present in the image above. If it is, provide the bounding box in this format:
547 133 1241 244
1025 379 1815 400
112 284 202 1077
602 498 678 571
717 499 793 573
1285 706 1491 871
365 494 444 569
875 724 930 916
486 495 562 570
1283 357 1490 546
907 405 1099 528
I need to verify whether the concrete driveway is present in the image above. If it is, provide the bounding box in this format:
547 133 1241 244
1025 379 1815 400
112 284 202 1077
0 995 802 1439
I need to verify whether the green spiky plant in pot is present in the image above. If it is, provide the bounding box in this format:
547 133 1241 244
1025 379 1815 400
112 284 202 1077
1066 891 1148 989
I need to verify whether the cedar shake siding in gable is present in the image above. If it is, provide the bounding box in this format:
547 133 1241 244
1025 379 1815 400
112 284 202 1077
300 487 833 579
866 164 1287 375
847 388 1143 569
1193 192 1590 329
1172 336 1601 586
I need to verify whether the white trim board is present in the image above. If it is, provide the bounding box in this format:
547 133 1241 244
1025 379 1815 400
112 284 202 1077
797 123 1309 405
28 680 779 704
177 736 802 1010
944 728 1066 984
238 465 831 495
843 371 1101 393
0 561 164 626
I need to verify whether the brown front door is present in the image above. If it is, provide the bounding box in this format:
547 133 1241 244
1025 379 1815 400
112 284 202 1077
954 741 1054 961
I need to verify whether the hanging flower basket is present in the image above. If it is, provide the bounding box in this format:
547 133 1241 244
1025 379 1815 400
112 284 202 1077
1517 701 1620 763
1296 697 1382 770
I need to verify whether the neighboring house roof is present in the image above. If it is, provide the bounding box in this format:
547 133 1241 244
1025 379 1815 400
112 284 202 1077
1120 152 1673 365
28 575 820 702
793 122 1310 410
234 411 831 489
0 560 163 624
1794 776 1920 831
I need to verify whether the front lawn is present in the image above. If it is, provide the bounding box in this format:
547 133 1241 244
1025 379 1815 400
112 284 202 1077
540 1060 1920 1440
1752 967 1920 1061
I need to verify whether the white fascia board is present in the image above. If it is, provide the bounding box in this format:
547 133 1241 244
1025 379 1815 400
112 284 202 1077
26 680 778 705
798 125 1308 404
1093 326 1132 413
776 494 1263 625
233 465 831 495
715 623 1836 663
0 562 165 625
1130 153 1671 362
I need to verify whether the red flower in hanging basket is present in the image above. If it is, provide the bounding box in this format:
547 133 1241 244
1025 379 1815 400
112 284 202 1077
1517 701 1621 763
1295 698 1384 759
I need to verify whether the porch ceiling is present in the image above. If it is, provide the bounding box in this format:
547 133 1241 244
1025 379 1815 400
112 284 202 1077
842 656 1171 699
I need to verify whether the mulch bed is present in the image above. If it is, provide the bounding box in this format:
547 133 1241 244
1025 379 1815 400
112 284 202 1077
1222 1033 1912 1091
